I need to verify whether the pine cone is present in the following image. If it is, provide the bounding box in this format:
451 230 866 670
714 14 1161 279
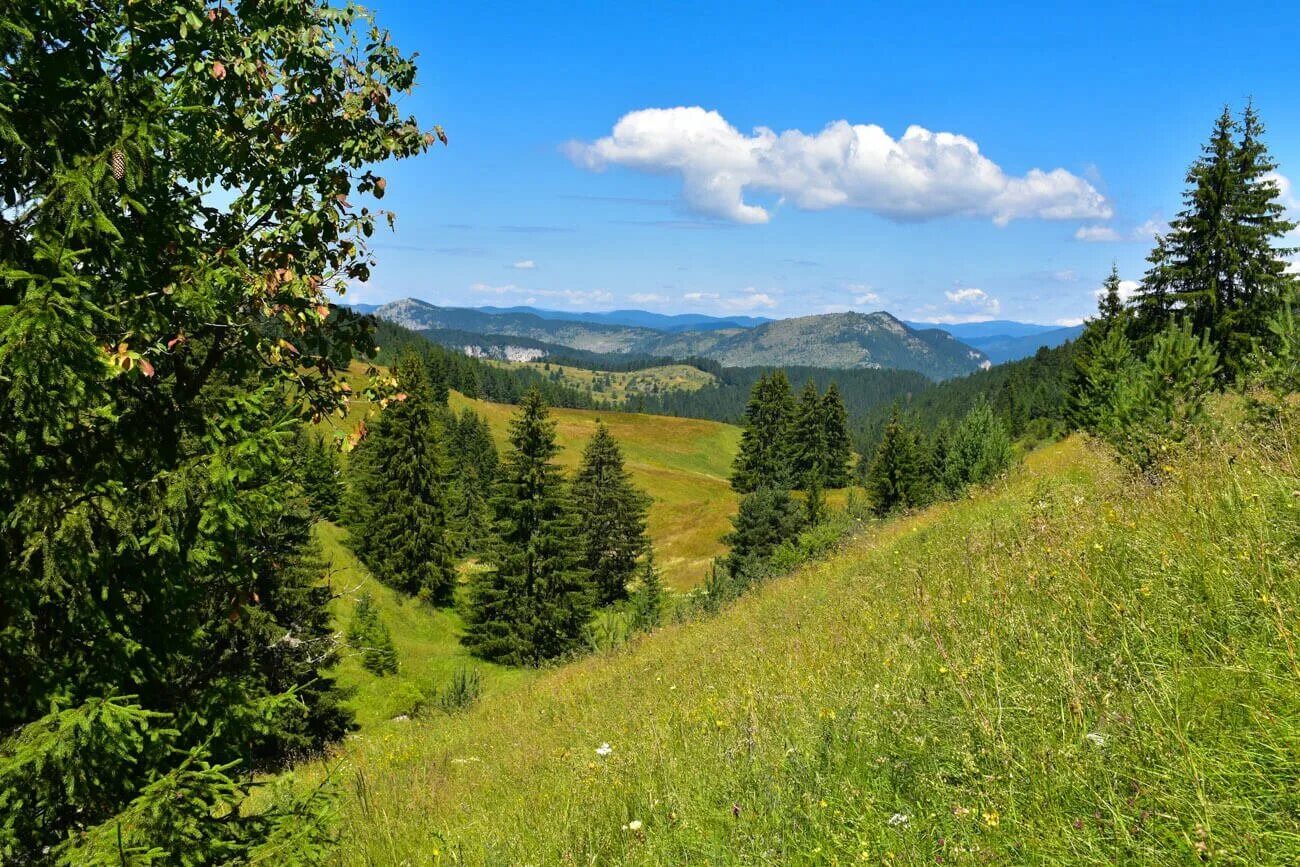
110 149 125 180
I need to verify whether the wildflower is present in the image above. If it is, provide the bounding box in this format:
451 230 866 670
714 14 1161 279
982 810 1000 827
888 813 909 827
818 708 837 720
596 742 612 757
1085 732 1106 747
627 819 643 832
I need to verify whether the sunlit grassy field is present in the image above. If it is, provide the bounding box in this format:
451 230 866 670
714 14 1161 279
448 392 742 591
325 422 1300 864
485 359 717 402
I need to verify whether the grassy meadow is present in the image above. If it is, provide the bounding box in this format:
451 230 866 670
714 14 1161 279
319 420 1300 864
485 359 717 402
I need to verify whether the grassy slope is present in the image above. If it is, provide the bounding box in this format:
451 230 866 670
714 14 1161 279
332 429 1300 864
484 359 717 402
315 522 533 730
449 392 743 590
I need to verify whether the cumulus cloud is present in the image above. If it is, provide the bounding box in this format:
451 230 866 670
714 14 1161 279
629 292 669 304
1094 279 1140 304
511 259 537 270
1055 317 1085 327
683 291 720 302
471 282 520 295
1075 224 1122 242
566 107 1111 226
722 289 778 311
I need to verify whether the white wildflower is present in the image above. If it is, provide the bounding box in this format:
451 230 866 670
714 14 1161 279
1085 732 1106 747
595 742 612 757
628 819 643 831
888 813 909 827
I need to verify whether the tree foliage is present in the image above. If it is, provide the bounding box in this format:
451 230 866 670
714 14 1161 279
731 371 795 492
723 487 806 584
864 411 931 515
345 353 457 603
462 391 593 665
571 423 651 605
0 0 435 857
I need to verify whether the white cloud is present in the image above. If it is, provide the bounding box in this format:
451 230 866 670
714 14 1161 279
1075 224 1122 242
1094 279 1140 304
683 291 720 302
1055 317 1085 327
470 282 612 307
928 286 1001 323
567 107 1111 226
629 292 669 304
1132 219 1167 241
1266 171 1298 209
511 259 537 270
721 289 778 311
845 283 882 306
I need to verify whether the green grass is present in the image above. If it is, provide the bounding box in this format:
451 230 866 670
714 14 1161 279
315 521 533 731
485 359 717 402
449 392 743 591
326 420 1300 864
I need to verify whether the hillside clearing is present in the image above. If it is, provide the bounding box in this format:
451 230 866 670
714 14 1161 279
327 428 1300 864
484 359 717 402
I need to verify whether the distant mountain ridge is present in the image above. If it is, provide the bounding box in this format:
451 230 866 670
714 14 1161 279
475 305 772 333
906 320 1085 363
373 298 988 380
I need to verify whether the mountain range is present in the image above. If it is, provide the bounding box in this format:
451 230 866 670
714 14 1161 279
374 299 990 380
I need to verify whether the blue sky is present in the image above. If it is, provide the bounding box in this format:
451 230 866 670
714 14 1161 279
349 0 1300 325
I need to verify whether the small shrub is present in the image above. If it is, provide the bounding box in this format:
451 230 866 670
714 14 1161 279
435 666 482 714
347 593 399 676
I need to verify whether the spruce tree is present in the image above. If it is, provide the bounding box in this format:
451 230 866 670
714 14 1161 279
347 593 399 676
789 381 826 489
295 429 344 522
1150 105 1297 369
731 371 795 492
571 423 651 605
346 354 457 603
864 412 931 516
630 551 666 631
804 463 827 526
1098 264 1127 322
447 407 499 556
463 390 593 665
939 401 1014 496
819 382 854 488
723 487 806 583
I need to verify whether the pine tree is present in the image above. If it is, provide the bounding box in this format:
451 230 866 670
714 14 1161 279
938 401 1014 496
864 411 931 515
1149 105 1297 369
630 552 666 631
723 487 806 583
347 593 399 676
463 390 593 665
446 407 499 556
571 423 651 605
346 354 457 603
731 371 794 492
819 382 854 488
790 381 827 489
804 463 827 526
1098 264 1127 322
295 429 344 522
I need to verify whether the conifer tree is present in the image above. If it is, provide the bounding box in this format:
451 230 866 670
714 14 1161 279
446 407 499 555
788 380 828 490
1098 264 1127 322
731 371 795 492
630 551 666 631
723 487 806 583
347 593 399 676
295 429 345 522
1147 105 1297 368
463 390 593 665
346 354 457 603
864 412 931 515
804 463 827 526
571 423 652 605
938 401 1014 496
819 382 854 488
